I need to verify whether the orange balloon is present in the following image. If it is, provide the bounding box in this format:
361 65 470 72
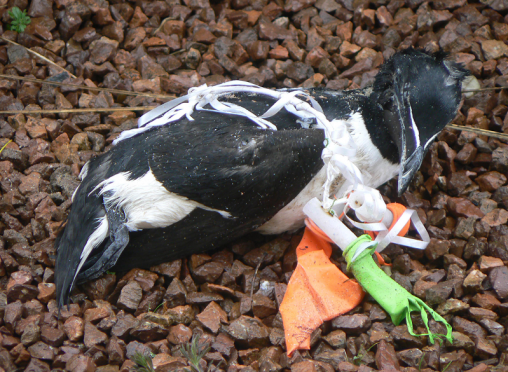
280 228 365 356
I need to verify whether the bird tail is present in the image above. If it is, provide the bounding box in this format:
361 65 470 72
54 155 114 308
54 186 108 307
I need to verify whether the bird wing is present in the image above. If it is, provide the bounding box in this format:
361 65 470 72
55 104 325 306
113 111 326 270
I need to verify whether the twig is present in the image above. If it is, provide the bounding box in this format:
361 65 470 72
0 140 13 156
463 86 507 92
0 74 176 100
0 107 158 114
153 16 173 35
250 252 268 306
0 36 77 78
447 124 508 141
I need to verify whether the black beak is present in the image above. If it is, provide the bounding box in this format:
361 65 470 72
383 77 427 196
398 146 424 195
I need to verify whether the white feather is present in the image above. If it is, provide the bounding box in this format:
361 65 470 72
257 113 399 235
73 216 109 284
93 169 231 232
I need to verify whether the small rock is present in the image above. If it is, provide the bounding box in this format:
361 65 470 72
196 301 228 334
41 325 66 347
476 171 507 192
164 305 195 324
130 321 169 342
447 197 484 218
117 280 142 312
84 321 108 348
67 354 96 372
64 316 84 342
286 62 315 82
478 256 504 271
332 314 371 334
452 316 487 339
28 341 55 361
481 39 508 60
425 280 456 305
463 269 486 292
425 239 450 260
475 337 497 358
482 208 508 227
225 315 270 348
323 329 346 348
375 339 400 371
489 266 508 299
167 324 192 345
151 353 187 371
111 312 139 339
252 293 277 318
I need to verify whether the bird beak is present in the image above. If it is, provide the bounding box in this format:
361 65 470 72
384 79 427 196
398 146 424 196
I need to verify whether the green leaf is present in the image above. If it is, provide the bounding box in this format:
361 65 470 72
8 7 31 33
10 7 22 18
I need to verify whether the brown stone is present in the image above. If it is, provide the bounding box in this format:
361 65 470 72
472 292 501 309
130 320 169 342
332 314 371 334
67 354 96 372
375 340 400 371
247 41 270 61
481 40 508 60
90 37 119 65
258 21 295 41
252 293 277 318
476 171 507 192
164 305 195 324
489 266 508 299
478 256 504 271
447 197 484 218
41 325 66 347
151 353 187 371
167 324 192 345
305 46 330 68
196 301 228 334
269 45 289 60
64 316 84 342
284 0 317 13
117 280 142 312
84 321 108 348
37 282 55 303
28 341 55 361
463 269 487 292
193 28 216 44
452 316 487 339
225 315 270 348
482 208 508 227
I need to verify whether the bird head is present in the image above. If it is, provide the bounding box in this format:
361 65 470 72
373 48 472 196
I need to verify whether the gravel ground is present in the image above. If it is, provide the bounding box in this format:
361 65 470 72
0 0 508 371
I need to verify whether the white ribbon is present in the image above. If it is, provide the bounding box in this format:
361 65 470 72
114 80 431 262
113 81 361 209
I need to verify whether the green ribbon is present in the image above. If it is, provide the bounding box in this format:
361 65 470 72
344 234 453 345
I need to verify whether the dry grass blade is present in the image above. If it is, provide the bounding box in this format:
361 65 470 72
0 107 158 114
0 140 12 156
463 86 507 92
0 36 77 78
446 124 508 141
0 74 176 100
